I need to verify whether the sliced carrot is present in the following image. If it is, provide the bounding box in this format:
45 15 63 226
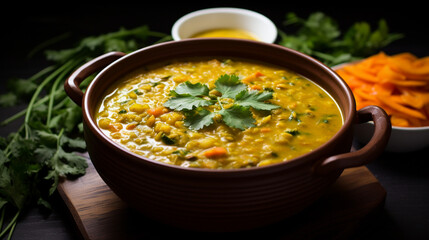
335 51 429 127
399 88 429 109
353 88 377 101
373 83 395 96
376 95 426 120
203 147 228 158
388 53 429 77
377 65 406 82
390 115 410 127
385 79 427 87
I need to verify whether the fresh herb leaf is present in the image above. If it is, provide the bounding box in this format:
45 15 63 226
133 89 143 95
173 81 209 96
164 81 213 111
215 74 247 98
172 149 190 157
235 90 280 111
183 108 216 130
219 105 255 130
164 95 213 111
164 74 279 130
278 12 403 66
286 129 300 136
0 24 171 239
161 133 176 145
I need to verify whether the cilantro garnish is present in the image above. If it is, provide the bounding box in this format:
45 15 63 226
164 74 280 130
163 81 213 111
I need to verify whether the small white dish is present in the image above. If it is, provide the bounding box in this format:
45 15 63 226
171 7 278 43
333 62 429 153
354 123 429 152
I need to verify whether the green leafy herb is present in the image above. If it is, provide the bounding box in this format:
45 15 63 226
172 149 190 157
164 74 279 130
218 105 256 130
278 12 403 66
318 114 338 124
133 89 143 95
214 74 247 98
183 108 216 130
173 81 210 96
234 90 279 111
286 129 301 136
0 25 170 239
163 82 213 111
160 133 176 145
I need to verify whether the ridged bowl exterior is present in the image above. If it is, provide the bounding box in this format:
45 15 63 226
81 39 356 231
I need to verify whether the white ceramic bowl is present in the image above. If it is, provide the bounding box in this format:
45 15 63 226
171 7 278 43
354 123 429 152
332 63 429 153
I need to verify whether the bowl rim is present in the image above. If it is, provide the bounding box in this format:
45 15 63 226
393 125 429 131
83 38 356 174
171 7 278 43
362 121 429 131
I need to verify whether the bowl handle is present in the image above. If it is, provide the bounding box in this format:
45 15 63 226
64 51 126 107
315 105 391 175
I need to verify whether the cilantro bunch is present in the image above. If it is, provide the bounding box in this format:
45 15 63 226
0 25 170 239
278 12 403 66
164 74 279 130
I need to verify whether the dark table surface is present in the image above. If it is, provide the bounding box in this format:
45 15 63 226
1 4 428 240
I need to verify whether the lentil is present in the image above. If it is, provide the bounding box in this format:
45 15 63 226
96 58 342 169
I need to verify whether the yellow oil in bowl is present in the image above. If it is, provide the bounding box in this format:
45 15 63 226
191 28 258 41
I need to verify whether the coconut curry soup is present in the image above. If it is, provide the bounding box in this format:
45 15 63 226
96 58 343 169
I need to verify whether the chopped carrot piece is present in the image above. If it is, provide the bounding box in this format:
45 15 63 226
147 107 167 117
260 127 271 133
203 147 228 158
254 71 264 77
250 85 262 90
242 71 265 84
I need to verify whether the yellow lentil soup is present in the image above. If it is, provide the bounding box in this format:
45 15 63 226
96 58 342 169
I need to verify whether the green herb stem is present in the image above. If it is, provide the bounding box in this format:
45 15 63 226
0 210 20 239
24 59 77 139
46 59 82 126
217 97 224 110
0 88 65 127
27 65 57 83
0 207 5 230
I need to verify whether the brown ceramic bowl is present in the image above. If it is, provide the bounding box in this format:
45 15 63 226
65 39 391 232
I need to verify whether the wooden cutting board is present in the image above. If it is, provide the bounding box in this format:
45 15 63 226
57 154 386 240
